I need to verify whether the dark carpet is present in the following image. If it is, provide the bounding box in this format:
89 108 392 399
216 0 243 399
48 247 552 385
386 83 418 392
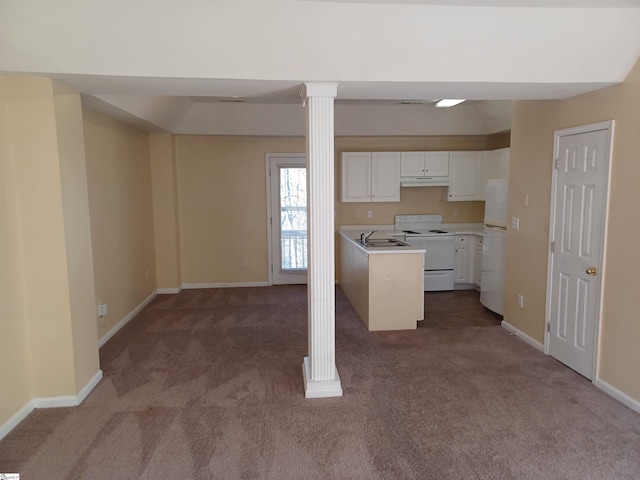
1 286 639 479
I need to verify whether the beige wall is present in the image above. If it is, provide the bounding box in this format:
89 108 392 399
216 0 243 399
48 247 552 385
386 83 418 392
0 76 100 429
53 82 101 393
0 77 32 427
175 136 304 284
506 58 640 401
175 135 504 284
83 109 157 340
150 133 182 291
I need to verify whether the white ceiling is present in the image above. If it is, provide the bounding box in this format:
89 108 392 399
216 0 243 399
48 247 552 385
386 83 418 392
2 0 640 135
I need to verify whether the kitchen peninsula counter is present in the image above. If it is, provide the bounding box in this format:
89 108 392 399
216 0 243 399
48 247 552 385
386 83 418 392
338 230 425 331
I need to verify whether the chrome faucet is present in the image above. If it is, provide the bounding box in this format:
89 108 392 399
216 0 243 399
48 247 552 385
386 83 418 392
360 231 376 244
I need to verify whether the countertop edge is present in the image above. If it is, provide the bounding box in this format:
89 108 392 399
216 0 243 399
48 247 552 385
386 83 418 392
443 223 485 235
338 231 426 255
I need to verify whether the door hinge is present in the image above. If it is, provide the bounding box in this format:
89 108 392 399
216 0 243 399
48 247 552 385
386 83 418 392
551 241 555 252
547 321 551 333
555 158 559 170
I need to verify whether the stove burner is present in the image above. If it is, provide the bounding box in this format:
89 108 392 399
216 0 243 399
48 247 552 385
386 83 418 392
428 229 449 234
403 230 421 235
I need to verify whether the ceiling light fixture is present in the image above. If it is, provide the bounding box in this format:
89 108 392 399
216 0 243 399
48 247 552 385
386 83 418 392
435 99 465 108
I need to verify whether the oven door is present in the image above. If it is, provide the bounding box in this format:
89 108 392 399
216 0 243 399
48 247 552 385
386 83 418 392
408 235 455 270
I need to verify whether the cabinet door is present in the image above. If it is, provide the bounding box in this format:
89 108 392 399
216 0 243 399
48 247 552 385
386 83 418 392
424 151 449 177
371 152 401 202
474 236 483 286
341 152 372 202
454 235 469 283
448 151 483 201
400 152 426 177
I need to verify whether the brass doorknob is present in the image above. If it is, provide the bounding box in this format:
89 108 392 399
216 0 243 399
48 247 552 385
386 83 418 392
586 267 597 275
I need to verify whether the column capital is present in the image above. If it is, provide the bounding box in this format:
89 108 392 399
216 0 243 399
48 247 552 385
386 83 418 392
302 82 339 99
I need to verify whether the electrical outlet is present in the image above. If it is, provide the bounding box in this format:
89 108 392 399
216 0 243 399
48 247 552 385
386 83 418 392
355 209 360 218
98 304 108 317
367 210 373 219
517 294 524 309
453 208 459 217
512 217 520 230
242 259 249 268
523 194 529 207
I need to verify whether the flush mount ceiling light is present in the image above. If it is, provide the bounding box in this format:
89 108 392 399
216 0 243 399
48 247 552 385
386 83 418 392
435 99 466 108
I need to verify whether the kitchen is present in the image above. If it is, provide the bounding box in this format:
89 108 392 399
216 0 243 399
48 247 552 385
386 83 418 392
337 147 509 331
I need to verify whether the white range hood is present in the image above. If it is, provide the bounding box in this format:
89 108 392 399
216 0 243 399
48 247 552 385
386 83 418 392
400 177 450 187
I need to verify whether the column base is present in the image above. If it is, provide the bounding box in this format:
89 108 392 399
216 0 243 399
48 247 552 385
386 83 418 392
302 357 343 398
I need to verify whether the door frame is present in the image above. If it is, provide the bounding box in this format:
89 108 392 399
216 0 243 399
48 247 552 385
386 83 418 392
544 120 615 382
265 153 307 285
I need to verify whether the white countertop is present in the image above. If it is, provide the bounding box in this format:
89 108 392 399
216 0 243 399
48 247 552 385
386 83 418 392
338 231 426 255
442 223 485 235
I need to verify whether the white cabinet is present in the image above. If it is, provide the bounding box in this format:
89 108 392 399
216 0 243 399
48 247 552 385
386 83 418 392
371 152 402 202
447 151 483 201
341 152 371 202
455 234 478 289
400 151 449 177
341 152 401 203
474 235 484 287
454 234 471 284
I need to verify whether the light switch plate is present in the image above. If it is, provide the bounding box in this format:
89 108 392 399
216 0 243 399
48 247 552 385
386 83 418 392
511 217 520 230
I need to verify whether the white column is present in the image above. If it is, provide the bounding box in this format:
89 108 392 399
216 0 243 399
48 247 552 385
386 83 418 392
302 82 343 398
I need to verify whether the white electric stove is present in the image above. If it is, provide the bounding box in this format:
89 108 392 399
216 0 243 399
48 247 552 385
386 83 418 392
394 214 455 291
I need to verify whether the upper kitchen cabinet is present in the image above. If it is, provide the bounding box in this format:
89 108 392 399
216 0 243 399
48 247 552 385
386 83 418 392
446 151 483 201
400 151 449 178
341 152 401 203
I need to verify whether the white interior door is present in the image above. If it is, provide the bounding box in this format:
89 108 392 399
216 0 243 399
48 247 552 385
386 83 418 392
268 155 307 285
547 123 612 380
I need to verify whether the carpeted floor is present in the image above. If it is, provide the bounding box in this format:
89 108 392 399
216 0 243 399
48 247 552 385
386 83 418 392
1 286 639 479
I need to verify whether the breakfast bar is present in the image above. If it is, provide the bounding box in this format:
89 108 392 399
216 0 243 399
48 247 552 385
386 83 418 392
338 230 425 331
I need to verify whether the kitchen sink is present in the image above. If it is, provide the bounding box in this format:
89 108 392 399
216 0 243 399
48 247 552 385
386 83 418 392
361 238 410 247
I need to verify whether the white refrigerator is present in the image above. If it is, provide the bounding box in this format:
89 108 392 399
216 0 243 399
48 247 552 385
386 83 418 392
480 179 508 315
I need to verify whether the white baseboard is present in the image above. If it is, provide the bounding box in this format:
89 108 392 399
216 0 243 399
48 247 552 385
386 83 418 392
98 291 157 348
595 378 640 414
0 369 103 441
157 286 182 294
182 281 269 289
77 369 103 404
0 399 35 441
501 320 545 352
32 369 104 408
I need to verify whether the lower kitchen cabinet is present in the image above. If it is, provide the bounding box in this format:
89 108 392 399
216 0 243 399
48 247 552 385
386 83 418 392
454 234 477 290
454 235 470 286
474 235 483 288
